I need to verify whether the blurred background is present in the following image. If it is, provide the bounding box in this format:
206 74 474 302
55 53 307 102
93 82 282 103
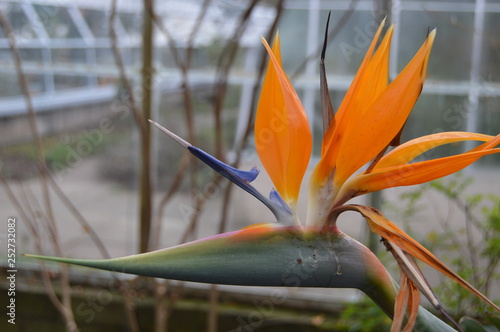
0 0 499 331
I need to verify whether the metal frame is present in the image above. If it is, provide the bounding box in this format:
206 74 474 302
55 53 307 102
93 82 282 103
1 0 499 150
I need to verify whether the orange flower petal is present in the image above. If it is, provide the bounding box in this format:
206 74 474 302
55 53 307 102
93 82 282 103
373 131 494 170
343 24 394 125
341 146 500 198
334 29 436 186
313 19 387 188
255 34 312 206
307 20 389 226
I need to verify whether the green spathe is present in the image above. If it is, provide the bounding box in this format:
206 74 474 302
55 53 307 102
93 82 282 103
27 225 456 331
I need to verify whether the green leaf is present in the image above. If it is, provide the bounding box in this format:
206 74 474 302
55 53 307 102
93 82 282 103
487 313 500 329
459 316 497 332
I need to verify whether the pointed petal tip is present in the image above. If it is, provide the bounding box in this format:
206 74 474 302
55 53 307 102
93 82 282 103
257 28 311 204
260 35 269 46
429 28 436 38
149 120 191 148
425 28 436 46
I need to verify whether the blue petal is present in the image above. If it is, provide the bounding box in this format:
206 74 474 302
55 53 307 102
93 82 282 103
188 146 259 183
230 165 259 183
269 189 292 215
188 146 292 223
149 120 293 223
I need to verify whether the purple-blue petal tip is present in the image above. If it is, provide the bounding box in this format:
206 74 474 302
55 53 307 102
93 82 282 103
269 189 292 215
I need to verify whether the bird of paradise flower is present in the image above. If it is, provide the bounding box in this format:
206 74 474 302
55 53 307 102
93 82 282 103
28 18 500 331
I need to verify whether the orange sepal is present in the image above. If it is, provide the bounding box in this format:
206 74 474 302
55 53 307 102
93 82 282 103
391 273 420 332
404 280 420 332
333 29 436 186
391 272 410 332
255 34 312 205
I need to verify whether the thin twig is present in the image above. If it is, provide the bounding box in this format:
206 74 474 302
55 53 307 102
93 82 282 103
179 174 226 244
290 0 360 80
108 2 142 331
145 3 181 69
186 0 212 67
232 0 285 157
111 0 153 255
43 167 111 258
212 0 261 160
153 279 169 332
109 0 146 136
148 3 215 330
0 12 78 332
151 152 189 250
205 3 263 331
2 176 78 331
212 0 285 253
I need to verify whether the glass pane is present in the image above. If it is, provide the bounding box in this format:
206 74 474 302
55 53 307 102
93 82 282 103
3 3 38 40
477 96 500 165
19 48 43 64
481 13 500 82
96 48 114 65
478 96 500 136
324 11 382 77
0 49 14 64
33 5 81 39
54 75 87 90
118 12 141 38
115 47 136 66
97 75 118 86
0 73 21 97
26 74 46 95
52 48 87 64
403 94 469 158
81 9 109 38
398 11 474 81
188 47 209 69
402 0 474 2
277 9 309 72
158 47 176 68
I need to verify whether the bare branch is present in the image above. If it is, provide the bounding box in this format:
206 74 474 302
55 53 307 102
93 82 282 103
0 11 78 332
